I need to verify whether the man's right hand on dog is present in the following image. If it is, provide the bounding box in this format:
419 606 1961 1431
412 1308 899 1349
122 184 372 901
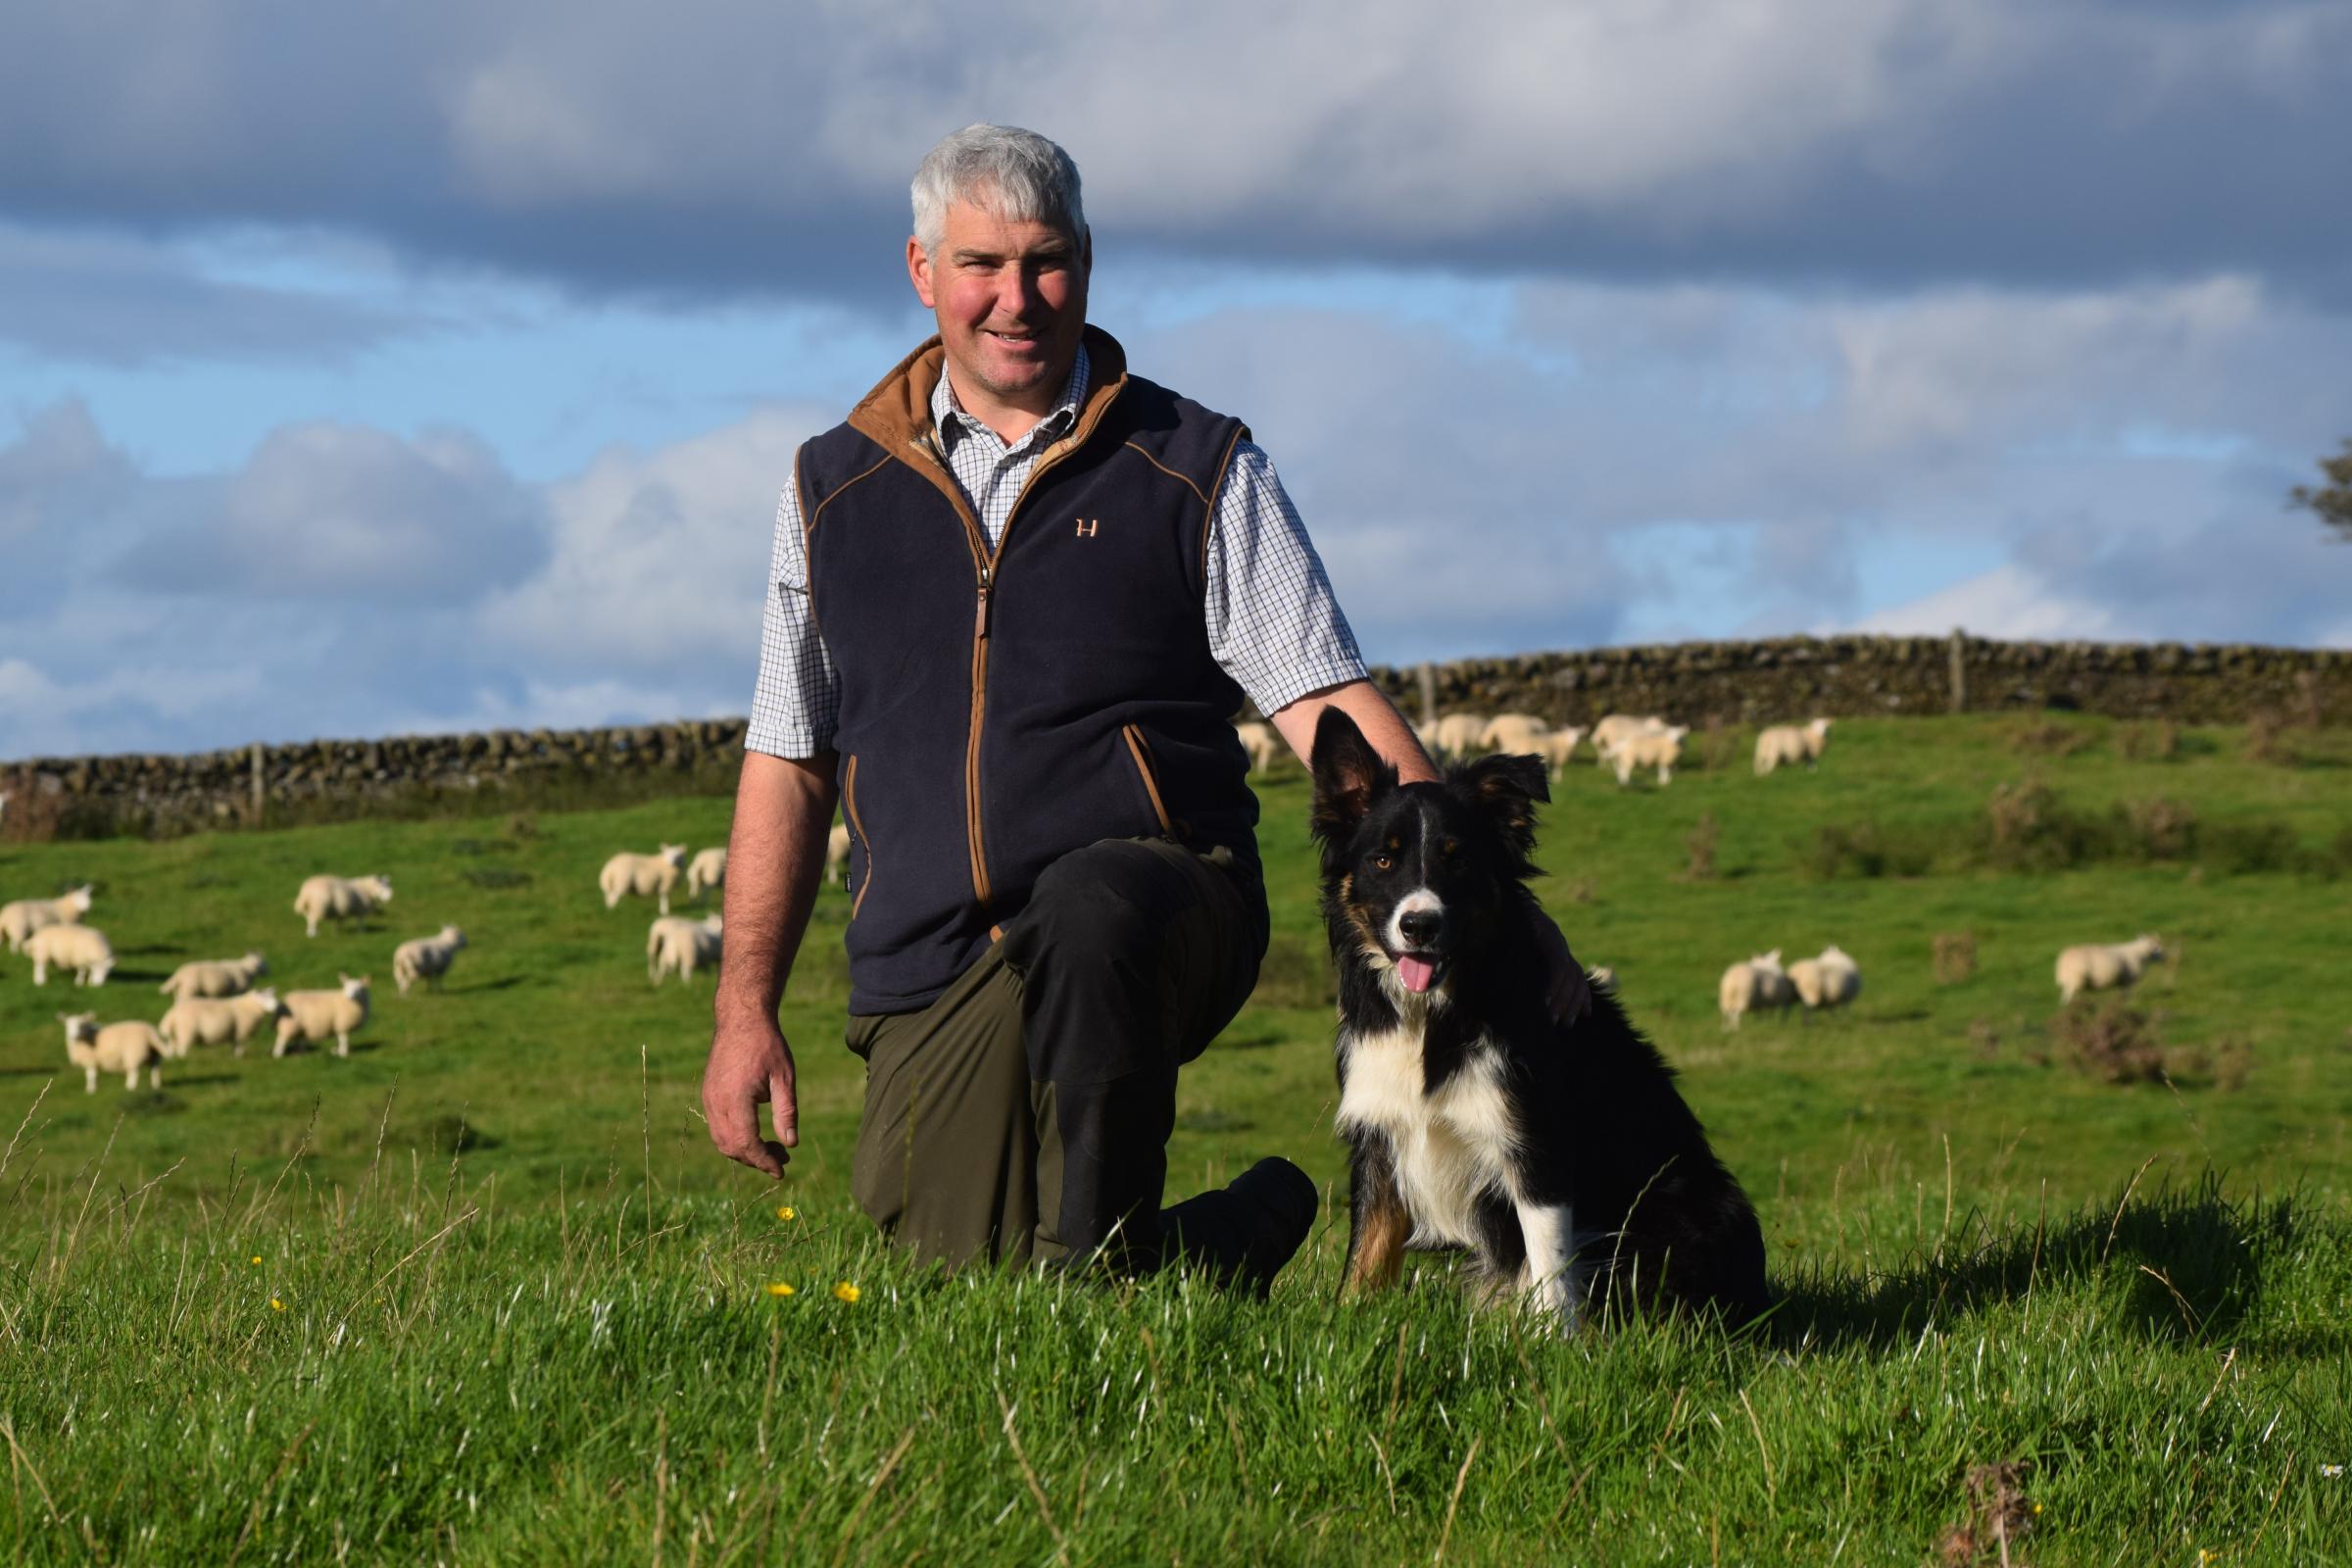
703 1013 799 1177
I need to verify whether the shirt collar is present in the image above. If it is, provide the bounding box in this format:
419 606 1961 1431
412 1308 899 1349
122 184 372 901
931 342 1091 450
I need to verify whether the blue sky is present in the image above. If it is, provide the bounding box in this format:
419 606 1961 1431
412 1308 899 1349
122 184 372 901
4 0 2349 758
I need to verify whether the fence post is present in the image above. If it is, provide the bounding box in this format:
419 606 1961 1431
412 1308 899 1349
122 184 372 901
1947 627 1968 714
251 742 266 826
1416 662 1438 728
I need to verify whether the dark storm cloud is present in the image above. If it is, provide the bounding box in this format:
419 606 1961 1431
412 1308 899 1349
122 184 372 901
1 1 2346 303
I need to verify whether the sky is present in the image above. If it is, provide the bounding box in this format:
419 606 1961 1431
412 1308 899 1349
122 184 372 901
3 0 2349 759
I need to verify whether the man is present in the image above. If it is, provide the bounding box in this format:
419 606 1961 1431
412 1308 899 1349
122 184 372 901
702 124 1579 1289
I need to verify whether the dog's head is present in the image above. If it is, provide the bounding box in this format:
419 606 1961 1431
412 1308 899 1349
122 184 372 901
1309 709 1547 998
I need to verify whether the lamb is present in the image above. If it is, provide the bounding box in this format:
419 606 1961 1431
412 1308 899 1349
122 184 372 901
1788 946 1863 1012
685 847 729 902
159 988 282 1057
1754 718 1835 777
293 873 393 938
825 822 853 887
158 951 269 1000
273 974 371 1058
26 922 114 986
1479 712 1551 756
2056 935 2165 1004
391 925 467 996
1719 951 1793 1030
59 1012 165 1093
1425 712 1489 758
1234 720 1281 773
647 912 724 987
2 884 94 953
599 844 688 915
1590 713 1668 766
1607 724 1691 787
1541 726 1589 778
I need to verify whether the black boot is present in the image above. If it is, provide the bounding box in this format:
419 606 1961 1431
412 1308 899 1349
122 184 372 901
1160 1156 1320 1297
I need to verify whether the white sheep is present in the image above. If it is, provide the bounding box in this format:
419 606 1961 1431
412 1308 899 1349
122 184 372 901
599 844 687 915
2 884 94 953
1234 720 1281 773
26 922 114 986
1541 727 1589 778
825 822 853 887
293 873 393 938
1425 712 1490 758
158 951 269 1000
1590 714 1668 767
1607 724 1691 787
1754 718 1835 777
59 1012 165 1093
392 925 467 996
1718 951 1793 1030
1479 712 1551 756
273 974 371 1058
1788 946 1863 1012
647 912 724 987
159 988 282 1058
685 847 729 902
2056 935 2166 1005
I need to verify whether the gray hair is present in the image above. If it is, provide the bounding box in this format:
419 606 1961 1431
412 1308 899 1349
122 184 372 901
910 124 1086 255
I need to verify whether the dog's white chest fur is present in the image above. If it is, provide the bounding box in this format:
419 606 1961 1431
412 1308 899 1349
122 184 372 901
1337 1015 1519 1249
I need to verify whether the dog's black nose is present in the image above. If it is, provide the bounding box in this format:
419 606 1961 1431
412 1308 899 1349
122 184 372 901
1398 907 1443 945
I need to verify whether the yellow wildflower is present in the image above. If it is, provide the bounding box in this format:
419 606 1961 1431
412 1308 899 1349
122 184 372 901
832 1282 861 1304
776 1205 797 1222
270 1298 286 1312
249 1255 263 1266
764 1282 796 1298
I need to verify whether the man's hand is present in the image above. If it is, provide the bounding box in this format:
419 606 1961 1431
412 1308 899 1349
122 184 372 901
1531 908 1592 1026
703 1011 800 1177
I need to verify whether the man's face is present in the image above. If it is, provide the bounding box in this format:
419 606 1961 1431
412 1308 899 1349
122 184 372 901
907 195 1091 423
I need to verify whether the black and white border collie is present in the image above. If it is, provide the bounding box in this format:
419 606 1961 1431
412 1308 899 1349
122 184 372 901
1309 709 1770 1329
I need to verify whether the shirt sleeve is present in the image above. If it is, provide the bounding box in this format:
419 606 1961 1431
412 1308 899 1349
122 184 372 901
1203 441 1369 715
744 460 842 759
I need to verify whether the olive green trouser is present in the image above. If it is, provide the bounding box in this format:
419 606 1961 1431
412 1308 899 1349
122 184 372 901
844 836 1265 1270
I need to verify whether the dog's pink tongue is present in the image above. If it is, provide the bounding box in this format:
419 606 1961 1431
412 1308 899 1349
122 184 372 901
1396 956 1437 994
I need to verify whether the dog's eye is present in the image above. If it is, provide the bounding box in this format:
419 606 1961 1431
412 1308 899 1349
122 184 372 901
1373 855 1393 872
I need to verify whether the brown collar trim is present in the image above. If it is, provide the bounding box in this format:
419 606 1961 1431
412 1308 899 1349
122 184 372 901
847 325 1129 459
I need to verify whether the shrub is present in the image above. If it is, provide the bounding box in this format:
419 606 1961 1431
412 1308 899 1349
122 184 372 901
1980 779 2118 871
2118 721 2180 762
2006 719 2094 759
1935 932 1979 985
2200 820 2298 876
1683 813 1719 880
1697 716 1738 774
2124 797 2198 861
1807 824 1887 880
2245 710 2291 765
2055 1001 2167 1085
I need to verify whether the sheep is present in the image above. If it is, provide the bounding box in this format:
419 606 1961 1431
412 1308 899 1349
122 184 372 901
1788 946 1863 1012
392 925 467 996
1718 951 1793 1030
59 1012 165 1093
1590 714 1668 767
158 951 269 1001
1607 724 1691 787
2056 935 2165 1005
599 844 688 915
1479 712 1551 756
273 974 372 1058
1754 717 1835 777
2 884 93 953
26 922 114 986
685 847 729 902
647 912 724 987
159 988 282 1058
825 822 853 887
1425 712 1490 758
293 873 393 938
1234 719 1281 773
1541 726 1589 778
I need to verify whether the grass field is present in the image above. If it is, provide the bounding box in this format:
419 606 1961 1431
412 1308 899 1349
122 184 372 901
3 712 2350 1563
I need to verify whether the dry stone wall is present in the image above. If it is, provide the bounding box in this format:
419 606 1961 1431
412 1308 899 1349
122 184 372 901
5 636 2345 835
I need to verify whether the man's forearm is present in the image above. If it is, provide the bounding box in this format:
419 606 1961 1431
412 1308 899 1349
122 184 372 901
1268 679 1440 783
713 751 838 1023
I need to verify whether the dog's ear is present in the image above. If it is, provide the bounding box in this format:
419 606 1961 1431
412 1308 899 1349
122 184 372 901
1309 708 1395 842
1455 752 1548 853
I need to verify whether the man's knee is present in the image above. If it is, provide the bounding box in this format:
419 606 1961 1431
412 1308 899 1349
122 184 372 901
1013 841 1189 976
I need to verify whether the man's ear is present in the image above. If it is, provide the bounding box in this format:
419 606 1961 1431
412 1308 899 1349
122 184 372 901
906 234 937 309
1309 708 1395 845
1456 753 1548 855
